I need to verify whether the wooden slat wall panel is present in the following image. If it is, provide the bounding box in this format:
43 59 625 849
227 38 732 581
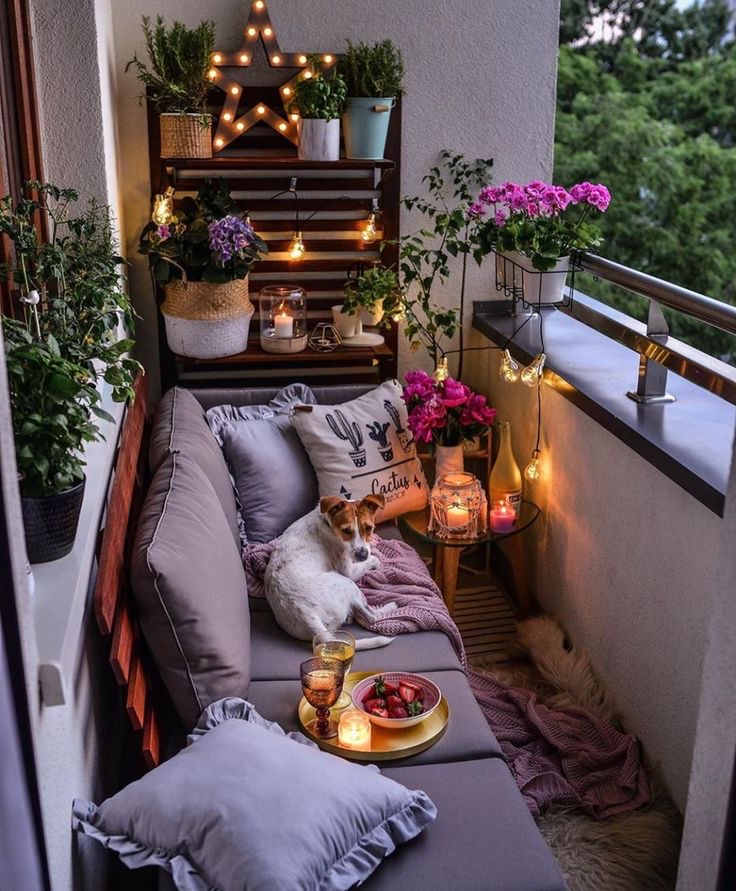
125 649 147 732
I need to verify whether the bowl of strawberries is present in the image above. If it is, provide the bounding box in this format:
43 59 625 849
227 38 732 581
351 672 442 729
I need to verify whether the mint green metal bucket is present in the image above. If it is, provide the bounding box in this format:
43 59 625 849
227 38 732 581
342 97 396 160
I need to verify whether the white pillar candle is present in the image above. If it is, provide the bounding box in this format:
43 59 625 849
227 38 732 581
338 710 372 751
274 311 294 338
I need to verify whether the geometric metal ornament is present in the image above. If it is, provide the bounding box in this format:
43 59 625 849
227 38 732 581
209 0 337 152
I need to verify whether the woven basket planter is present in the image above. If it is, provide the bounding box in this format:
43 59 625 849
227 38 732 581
159 113 212 159
162 276 254 359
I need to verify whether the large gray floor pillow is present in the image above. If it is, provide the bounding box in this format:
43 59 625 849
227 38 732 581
292 379 429 523
131 453 251 729
72 698 437 891
149 387 240 547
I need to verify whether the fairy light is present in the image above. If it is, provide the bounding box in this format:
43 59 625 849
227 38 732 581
521 352 546 386
288 231 305 260
214 137 224 147
208 68 218 80
254 0 265 8
282 86 292 96
272 54 281 64
240 53 249 63
290 113 299 121
298 54 307 64
257 105 266 114
278 122 287 131
247 26 257 36
323 54 333 63
151 187 174 225
230 85 240 95
360 212 379 244
264 26 273 36
236 122 245 131
303 70 313 79
499 349 521 383
213 53 222 63
433 357 449 383
223 112 232 121
524 449 542 482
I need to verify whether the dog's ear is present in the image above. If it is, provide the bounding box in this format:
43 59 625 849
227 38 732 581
361 493 385 514
320 496 347 516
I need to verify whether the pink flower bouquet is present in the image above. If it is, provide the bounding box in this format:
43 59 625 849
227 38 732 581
403 370 497 447
469 179 611 271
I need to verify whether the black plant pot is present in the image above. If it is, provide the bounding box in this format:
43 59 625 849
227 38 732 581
21 477 86 564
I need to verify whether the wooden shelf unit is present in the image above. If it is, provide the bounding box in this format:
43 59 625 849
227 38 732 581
147 87 401 390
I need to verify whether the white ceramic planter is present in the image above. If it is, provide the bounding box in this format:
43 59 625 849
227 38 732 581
298 118 340 161
162 308 254 360
516 254 571 305
332 305 358 338
360 299 384 327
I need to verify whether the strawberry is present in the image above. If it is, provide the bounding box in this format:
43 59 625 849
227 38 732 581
370 706 389 718
386 695 404 710
406 701 424 717
399 684 417 703
383 682 400 696
388 706 409 719
402 681 425 699
363 697 385 712
362 685 378 702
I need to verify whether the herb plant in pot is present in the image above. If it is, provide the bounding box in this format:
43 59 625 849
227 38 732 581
340 40 404 160
469 179 611 305
127 16 215 159
289 62 347 161
338 264 402 346
139 180 267 359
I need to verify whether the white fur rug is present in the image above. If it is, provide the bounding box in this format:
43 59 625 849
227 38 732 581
471 616 682 890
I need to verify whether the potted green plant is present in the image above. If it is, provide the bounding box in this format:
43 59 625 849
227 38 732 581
289 60 347 161
138 180 267 359
126 16 215 159
338 264 402 344
339 40 404 160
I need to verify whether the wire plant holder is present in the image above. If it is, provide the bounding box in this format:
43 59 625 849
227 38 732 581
493 250 582 313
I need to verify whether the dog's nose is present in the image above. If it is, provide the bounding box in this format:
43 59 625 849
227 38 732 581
354 547 369 562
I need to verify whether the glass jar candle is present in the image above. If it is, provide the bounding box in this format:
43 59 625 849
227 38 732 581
428 472 488 540
338 710 372 751
259 285 307 353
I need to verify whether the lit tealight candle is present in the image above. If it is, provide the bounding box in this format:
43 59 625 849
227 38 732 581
274 311 294 338
489 499 516 533
446 503 470 529
338 710 371 751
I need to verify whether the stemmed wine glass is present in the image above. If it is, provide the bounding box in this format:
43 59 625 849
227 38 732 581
300 656 346 739
312 630 356 710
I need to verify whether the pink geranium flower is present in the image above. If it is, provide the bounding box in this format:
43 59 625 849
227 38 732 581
570 181 593 203
467 201 487 219
524 180 548 200
479 185 505 204
494 209 508 227
587 184 611 212
541 185 573 214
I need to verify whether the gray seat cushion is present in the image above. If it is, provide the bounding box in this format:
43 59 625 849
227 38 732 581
363 758 566 891
149 387 240 547
375 520 404 541
250 611 463 679
247 669 503 766
131 452 251 729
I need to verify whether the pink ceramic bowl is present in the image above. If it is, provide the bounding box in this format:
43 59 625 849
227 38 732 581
351 672 442 729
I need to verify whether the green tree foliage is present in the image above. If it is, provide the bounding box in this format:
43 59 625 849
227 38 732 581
556 0 736 359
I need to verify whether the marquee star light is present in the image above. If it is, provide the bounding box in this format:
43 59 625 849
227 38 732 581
209 0 337 152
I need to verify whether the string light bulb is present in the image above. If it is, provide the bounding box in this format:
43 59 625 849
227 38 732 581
521 352 546 386
208 68 218 80
214 137 224 148
499 349 520 383
323 54 333 63
360 212 379 243
213 53 222 63
288 231 305 260
524 450 542 482
247 26 257 36
230 85 240 95
257 105 266 114
282 86 292 96
433 357 449 383
151 188 174 226
272 54 281 64
240 53 249 63
254 0 265 8
298 54 307 64
264 26 273 36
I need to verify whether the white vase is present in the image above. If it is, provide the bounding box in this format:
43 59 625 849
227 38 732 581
332 305 358 338
298 118 340 161
516 254 571 306
435 444 464 480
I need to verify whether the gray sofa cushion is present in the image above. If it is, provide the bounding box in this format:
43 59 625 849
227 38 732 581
249 611 463 680
218 415 318 543
131 453 251 729
246 669 503 766
364 758 567 891
149 387 240 547
73 698 437 891
205 382 316 444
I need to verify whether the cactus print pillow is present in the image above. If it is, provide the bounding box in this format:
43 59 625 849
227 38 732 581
292 380 429 522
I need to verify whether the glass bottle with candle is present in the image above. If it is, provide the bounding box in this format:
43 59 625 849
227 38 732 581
259 285 308 353
489 421 523 518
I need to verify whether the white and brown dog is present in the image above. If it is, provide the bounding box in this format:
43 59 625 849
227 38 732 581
264 494 395 649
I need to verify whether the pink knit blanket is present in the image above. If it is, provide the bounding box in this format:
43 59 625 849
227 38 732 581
242 535 467 669
243 536 651 818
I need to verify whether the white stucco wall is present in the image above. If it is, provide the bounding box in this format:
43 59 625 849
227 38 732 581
110 0 561 396
464 345 734 811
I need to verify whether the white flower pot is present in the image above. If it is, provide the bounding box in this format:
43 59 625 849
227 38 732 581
332 305 358 338
162 309 254 360
298 118 340 161
360 299 384 327
516 254 571 306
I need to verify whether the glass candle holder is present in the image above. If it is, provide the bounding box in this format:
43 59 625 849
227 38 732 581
338 710 372 751
260 285 308 353
428 472 488 540
489 498 516 533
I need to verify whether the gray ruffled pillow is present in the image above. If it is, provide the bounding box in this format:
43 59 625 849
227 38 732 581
73 698 437 891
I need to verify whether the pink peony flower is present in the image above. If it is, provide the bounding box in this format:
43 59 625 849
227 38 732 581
467 201 487 219
586 184 611 212
460 394 497 427
407 400 447 443
439 378 471 407
570 181 593 203
403 370 435 403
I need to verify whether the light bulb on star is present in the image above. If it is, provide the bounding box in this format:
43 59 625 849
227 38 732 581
520 352 546 386
360 213 379 244
499 349 520 383
524 450 543 482
288 232 305 260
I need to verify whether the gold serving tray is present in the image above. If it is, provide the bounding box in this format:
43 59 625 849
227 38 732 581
297 670 449 762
